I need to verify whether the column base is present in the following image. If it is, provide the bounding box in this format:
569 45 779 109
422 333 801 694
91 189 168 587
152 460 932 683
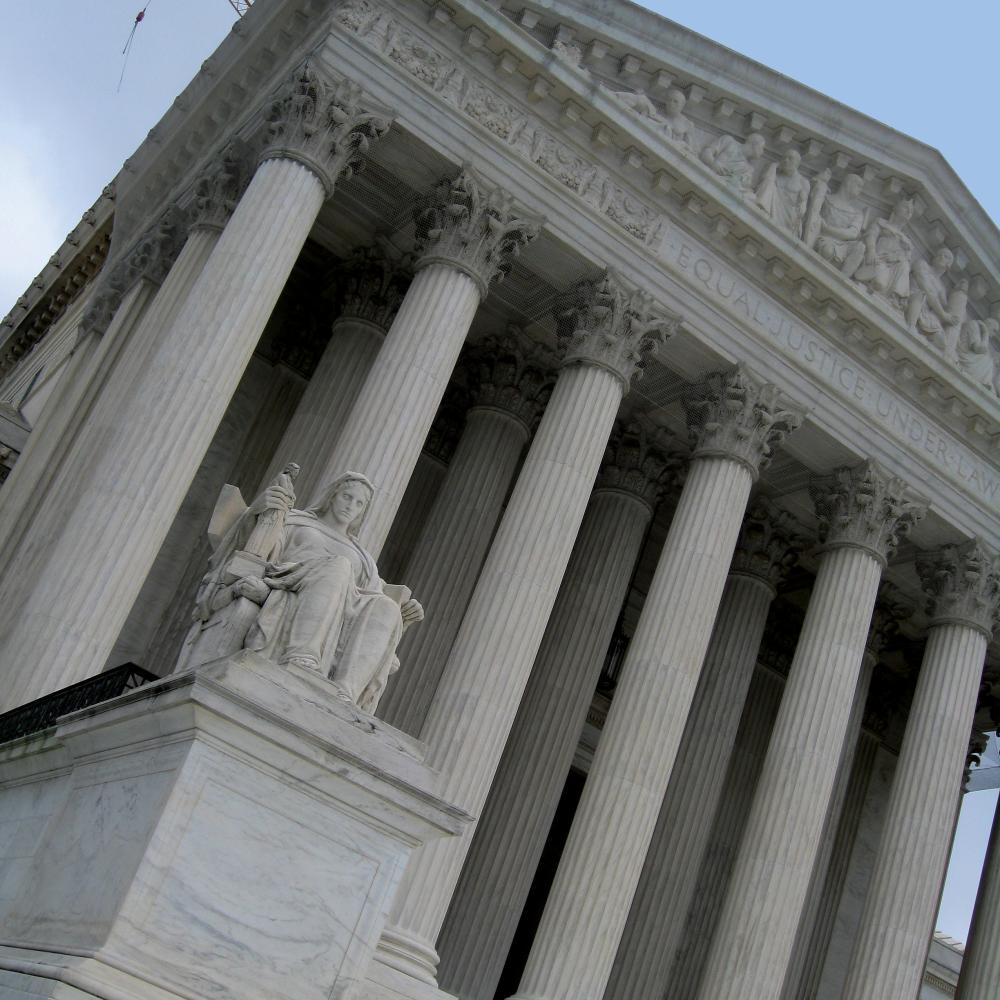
351 956 457 1000
0 651 467 1000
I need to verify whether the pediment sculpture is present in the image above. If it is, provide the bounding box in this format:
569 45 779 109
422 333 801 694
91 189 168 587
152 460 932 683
177 465 423 714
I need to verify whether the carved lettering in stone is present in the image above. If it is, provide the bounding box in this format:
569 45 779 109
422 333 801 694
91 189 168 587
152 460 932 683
597 419 681 508
189 139 253 232
683 365 803 476
554 270 679 388
916 538 1000 636
179 470 424 713
414 168 540 298
466 327 556 431
730 497 801 590
336 243 410 329
261 66 393 195
810 459 925 563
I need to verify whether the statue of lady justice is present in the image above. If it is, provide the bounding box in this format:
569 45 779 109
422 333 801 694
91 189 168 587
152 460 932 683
179 468 423 714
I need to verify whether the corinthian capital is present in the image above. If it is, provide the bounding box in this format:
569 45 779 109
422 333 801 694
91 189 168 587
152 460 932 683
866 584 914 662
683 366 802 477
414 168 540 299
916 538 1000 637
597 419 681 508
189 139 253 232
555 270 678 389
466 327 556 431
810 460 924 564
261 67 393 195
730 497 801 591
336 244 410 329
79 205 187 338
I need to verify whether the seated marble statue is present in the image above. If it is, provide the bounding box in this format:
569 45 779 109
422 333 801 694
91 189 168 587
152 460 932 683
956 318 1000 394
846 197 915 310
700 132 766 194
905 249 968 357
179 469 423 713
606 84 697 153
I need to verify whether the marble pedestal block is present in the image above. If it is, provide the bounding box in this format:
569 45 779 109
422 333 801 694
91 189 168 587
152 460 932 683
0 652 466 1000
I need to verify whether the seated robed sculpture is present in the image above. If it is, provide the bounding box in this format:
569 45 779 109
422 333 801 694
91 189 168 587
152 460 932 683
177 466 424 714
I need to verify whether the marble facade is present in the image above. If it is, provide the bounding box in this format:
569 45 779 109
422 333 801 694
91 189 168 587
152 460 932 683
2 3 1000 1000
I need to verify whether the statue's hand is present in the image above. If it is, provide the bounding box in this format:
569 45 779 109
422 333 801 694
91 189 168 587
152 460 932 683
233 575 270 605
400 598 424 626
262 483 295 513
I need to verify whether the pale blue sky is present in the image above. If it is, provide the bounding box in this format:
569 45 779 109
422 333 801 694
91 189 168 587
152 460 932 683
1 0 997 944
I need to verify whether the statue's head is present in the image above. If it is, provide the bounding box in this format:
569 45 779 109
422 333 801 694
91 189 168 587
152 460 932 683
664 87 686 115
310 472 375 537
843 173 865 199
745 132 765 158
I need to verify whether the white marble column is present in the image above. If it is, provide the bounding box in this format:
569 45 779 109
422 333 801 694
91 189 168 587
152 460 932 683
379 329 553 736
956 787 1000 1000
779 593 908 1000
0 69 393 709
693 461 924 1000
0 203 191 565
842 539 999 1000
435 420 677 1000
259 244 408 502
670 664 787 1000
507 368 802 1000
377 272 677 987
605 498 800 1000
311 169 539 553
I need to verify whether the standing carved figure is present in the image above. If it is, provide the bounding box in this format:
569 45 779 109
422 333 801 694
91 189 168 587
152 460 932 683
700 132 766 194
754 149 810 238
846 197 915 309
905 248 968 356
179 470 423 713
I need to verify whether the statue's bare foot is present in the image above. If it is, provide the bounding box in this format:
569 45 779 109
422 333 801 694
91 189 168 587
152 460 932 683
283 655 322 672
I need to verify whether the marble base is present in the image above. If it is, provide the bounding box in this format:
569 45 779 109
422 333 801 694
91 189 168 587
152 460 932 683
351 956 457 1000
0 651 467 1000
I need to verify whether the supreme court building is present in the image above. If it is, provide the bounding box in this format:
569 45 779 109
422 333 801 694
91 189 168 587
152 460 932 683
1 2 999 1000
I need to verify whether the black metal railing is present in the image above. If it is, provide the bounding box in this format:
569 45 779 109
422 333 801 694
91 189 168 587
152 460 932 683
0 663 158 745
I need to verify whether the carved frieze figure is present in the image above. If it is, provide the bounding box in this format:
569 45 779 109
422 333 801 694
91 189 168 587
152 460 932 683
809 172 868 262
754 149 810 238
956 318 1000 393
700 132 766 194
179 469 423 713
846 196 915 310
905 248 968 356
607 85 696 153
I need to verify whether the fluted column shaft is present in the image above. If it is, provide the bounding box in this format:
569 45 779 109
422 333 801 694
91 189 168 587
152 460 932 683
779 653 877 1000
694 544 883 1000
312 263 478 551
0 157 326 708
378 404 529 735
436 485 654 1000
670 665 786 1000
842 622 989 1000
795 728 880 1000
508 454 755 1000
956 791 1000 1000
605 570 777 1000
379 359 627 983
263 317 387 501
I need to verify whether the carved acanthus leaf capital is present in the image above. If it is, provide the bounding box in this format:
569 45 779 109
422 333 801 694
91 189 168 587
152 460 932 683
189 139 253 232
682 366 802 477
465 327 556 431
336 243 410 329
597 419 681 508
414 168 540 299
555 270 679 389
810 460 924 564
79 205 187 338
730 497 802 590
424 384 470 465
916 538 1000 637
866 584 914 662
261 67 393 196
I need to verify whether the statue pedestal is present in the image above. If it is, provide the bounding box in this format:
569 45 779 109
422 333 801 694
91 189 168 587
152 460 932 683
0 651 467 1000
